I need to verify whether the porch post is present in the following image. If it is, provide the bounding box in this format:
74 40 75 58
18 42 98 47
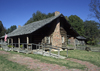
18 38 20 48
8 38 9 45
11 38 13 48
1 39 2 48
27 36 29 49
1 39 3 43
74 39 76 49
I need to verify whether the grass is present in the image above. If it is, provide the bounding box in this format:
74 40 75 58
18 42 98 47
0 54 33 71
9 51 86 70
52 50 100 67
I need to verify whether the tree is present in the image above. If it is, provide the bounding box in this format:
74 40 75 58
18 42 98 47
0 21 6 37
68 15 84 36
25 11 54 25
89 0 100 22
84 20 100 45
6 25 17 34
65 16 69 20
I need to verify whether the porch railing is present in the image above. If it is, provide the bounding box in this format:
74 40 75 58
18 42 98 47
1 42 68 57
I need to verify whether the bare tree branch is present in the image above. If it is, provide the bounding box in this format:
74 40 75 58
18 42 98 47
89 0 100 22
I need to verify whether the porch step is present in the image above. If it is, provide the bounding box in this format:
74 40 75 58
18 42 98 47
33 50 66 59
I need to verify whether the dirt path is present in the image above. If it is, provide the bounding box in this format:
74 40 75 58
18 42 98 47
66 58 100 71
0 51 100 71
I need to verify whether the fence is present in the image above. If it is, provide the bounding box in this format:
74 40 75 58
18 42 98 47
90 48 100 52
76 46 86 50
1 42 68 57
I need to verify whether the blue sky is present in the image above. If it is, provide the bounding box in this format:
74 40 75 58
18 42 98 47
0 0 98 29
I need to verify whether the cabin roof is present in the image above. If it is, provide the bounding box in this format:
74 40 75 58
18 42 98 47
1 14 79 38
76 36 86 40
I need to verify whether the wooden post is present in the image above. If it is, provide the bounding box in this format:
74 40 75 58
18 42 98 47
84 41 86 50
36 44 37 52
11 38 13 48
1 39 3 43
49 47 51 56
27 36 29 49
8 38 9 45
42 45 44 55
18 38 20 48
1 39 3 48
39 43 40 50
22 44 24 50
67 48 68 57
31 44 32 50
74 39 76 49
44 44 45 51
58 49 60 57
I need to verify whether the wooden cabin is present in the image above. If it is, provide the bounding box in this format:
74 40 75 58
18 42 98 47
0 11 79 50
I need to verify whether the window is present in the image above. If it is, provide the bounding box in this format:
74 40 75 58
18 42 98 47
46 37 50 44
62 36 64 43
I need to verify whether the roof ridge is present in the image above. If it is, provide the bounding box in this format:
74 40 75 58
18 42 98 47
23 14 61 27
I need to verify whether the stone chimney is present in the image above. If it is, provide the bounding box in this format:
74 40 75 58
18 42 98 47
52 11 62 50
18 25 21 28
55 11 60 16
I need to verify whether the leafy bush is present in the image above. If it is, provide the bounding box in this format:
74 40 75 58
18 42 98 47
85 47 91 51
8 45 12 48
20 45 23 48
8 45 15 48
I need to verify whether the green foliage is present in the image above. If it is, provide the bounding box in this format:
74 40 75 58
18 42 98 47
8 45 15 48
84 20 100 45
65 16 69 20
6 25 17 34
85 47 91 51
25 11 54 25
20 45 23 48
0 21 17 37
0 21 6 37
68 15 84 36
8 45 12 48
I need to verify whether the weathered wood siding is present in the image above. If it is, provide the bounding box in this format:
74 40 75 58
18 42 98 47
60 27 67 47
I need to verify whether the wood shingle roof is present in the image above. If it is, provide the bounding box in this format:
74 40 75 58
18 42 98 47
1 13 79 38
2 14 62 38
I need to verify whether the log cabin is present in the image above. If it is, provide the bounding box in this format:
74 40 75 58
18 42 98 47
0 11 80 50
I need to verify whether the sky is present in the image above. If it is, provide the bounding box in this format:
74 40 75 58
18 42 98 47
0 0 99 29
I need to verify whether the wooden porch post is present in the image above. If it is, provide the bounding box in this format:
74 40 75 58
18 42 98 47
74 39 76 49
8 38 9 45
18 38 20 48
27 36 29 49
1 39 3 43
1 39 3 48
11 38 13 48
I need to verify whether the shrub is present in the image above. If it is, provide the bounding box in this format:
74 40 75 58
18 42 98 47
85 47 91 51
20 45 23 48
8 45 15 48
8 45 12 48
